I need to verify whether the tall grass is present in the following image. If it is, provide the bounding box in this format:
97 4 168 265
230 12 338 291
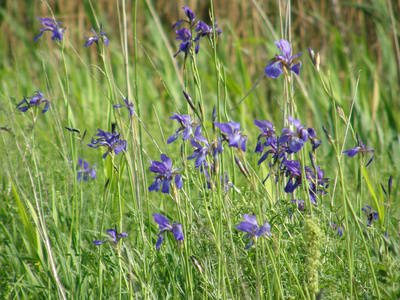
1 0 400 299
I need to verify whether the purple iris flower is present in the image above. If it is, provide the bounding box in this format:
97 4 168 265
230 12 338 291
282 160 303 193
87 128 127 159
265 39 301 79
187 126 222 168
174 28 199 57
16 91 50 114
193 21 222 52
148 154 182 194
362 204 379 227
77 158 97 181
34 18 65 43
114 97 134 116
84 27 109 47
172 7 196 29
168 113 198 144
257 142 288 165
214 121 247 152
152 214 184 250
279 117 311 153
343 139 374 167
254 120 277 152
307 128 322 151
235 214 271 249
93 226 128 246
283 160 329 200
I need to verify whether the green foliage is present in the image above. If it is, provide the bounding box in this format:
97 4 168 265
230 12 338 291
0 0 399 299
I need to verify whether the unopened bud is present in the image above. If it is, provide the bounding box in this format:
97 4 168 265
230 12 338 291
335 104 347 124
315 52 320 71
182 91 197 113
322 126 334 144
234 156 250 179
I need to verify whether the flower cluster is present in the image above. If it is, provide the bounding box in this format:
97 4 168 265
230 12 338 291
87 128 127 159
77 158 97 181
173 7 222 57
35 18 110 49
16 91 50 114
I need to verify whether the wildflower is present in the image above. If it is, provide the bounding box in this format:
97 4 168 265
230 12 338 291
193 21 222 48
84 27 109 47
114 97 134 116
77 158 97 181
283 160 329 199
279 117 312 153
93 226 128 246
152 214 184 250
362 204 378 227
235 214 271 249
174 28 197 57
265 39 301 79
214 121 247 152
148 154 182 194
343 136 374 166
34 18 65 43
168 113 198 144
257 141 288 165
282 160 303 193
16 91 50 114
188 126 221 168
254 120 277 153
87 128 127 159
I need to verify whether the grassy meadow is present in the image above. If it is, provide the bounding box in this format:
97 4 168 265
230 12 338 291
1 0 400 299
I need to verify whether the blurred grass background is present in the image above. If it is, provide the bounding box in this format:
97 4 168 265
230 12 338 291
1 0 400 298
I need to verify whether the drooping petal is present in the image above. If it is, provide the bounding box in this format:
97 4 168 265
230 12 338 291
167 133 178 144
244 238 254 250
93 240 105 246
172 223 184 241
290 62 301 76
265 60 283 79
175 174 183 189
148 179 162 192
343 147 361 157
235 222 257 234
161 177 172 194
288 136 304 153
256 222 271 237
155 235 164 250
